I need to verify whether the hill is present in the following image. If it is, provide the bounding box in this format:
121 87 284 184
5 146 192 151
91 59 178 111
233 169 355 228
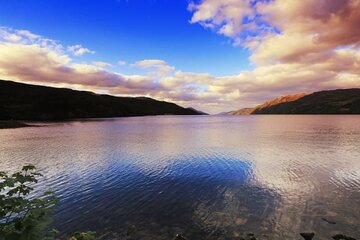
227 89 360 115
227 108 255 115
0 80 205 120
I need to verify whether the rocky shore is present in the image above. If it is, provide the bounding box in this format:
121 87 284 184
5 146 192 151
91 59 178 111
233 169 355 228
173 232 357 240
95 226 358 240
93 217 358 240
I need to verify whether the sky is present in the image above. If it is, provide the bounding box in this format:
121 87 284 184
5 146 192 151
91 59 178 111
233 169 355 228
0 0 359 113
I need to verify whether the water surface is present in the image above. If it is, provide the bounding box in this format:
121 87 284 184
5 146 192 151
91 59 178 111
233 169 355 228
1 116 359 239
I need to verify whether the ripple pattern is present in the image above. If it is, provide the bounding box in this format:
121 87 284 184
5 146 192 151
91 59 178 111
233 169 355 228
0 115 359 239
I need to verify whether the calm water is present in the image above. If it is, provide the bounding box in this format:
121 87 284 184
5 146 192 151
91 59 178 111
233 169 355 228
1 116 360 239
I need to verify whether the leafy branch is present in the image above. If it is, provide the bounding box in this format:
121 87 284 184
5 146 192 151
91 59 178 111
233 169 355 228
0 165 95 240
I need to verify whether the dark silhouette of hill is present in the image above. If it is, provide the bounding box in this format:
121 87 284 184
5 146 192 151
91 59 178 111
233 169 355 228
254 89 360 114
226 89 360 115
0 80 205 120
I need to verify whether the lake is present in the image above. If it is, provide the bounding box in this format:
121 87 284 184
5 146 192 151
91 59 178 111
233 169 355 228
1 115 359 239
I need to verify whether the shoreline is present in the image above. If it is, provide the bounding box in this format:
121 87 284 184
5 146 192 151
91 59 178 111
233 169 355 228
0 120 32 129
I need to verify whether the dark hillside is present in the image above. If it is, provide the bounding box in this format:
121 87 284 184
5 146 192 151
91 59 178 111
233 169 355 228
253 89 360 114
0 80 205 120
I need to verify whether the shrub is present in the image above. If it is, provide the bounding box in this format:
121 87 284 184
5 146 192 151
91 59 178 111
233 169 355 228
0 165 95 240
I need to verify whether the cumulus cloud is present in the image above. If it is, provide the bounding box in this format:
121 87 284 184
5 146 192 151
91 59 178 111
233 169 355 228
190 0 360 64
251 0 360 65
0 27 63 52
0 28 38 43
0 29 22 42
1 10 360 114
132 59 175 77
92 61 112 68
16 30 40 40
67 44 95 56
0 43 169 96
189 0 256 44
186 0 360 111
0 28 166 95
0 30 218 111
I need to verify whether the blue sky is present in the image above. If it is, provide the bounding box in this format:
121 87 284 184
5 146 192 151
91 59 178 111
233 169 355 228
0 0 358 113
0 0 252 76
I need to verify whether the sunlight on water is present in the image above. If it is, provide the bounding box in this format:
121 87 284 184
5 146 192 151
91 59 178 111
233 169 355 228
1 116 360 239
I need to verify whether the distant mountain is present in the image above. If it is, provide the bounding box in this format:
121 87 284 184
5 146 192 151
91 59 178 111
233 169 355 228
254 93 309 112
0 80 206 120
186 107 208 115
227 93 309 115
226 89 360 115
227 108 255 115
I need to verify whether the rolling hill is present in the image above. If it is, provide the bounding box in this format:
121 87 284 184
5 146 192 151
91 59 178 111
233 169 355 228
227 89 360 115
0 80 205 120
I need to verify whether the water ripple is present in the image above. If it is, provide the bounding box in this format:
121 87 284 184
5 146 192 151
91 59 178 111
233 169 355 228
0 115 359 239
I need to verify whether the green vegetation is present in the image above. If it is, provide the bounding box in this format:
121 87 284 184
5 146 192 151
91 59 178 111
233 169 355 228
0 165 95 240
0 80 204 121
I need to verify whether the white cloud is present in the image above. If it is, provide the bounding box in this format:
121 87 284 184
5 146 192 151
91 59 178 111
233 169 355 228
189 0 257 45
0 27 64 53
117 60 126 66
16 30 40 40
92 61 112 68
67 44 95 56
132 59 175 77
0 29 22 42
1 23 360 113
190 0 360 65
133 59 167 68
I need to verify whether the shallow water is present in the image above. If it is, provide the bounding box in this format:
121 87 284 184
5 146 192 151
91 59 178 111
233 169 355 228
1 115 360 239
